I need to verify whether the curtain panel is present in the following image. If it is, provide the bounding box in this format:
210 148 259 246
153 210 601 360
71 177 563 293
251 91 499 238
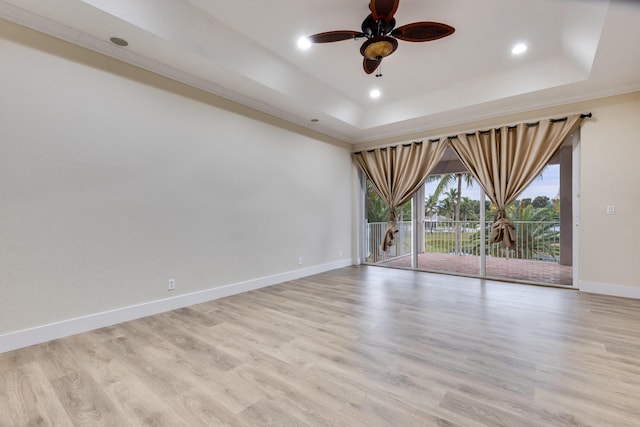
447 115 583 248
353 140 447 251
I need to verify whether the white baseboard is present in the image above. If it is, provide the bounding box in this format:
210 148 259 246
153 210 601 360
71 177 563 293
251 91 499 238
0 259 353 354
578 280 640 299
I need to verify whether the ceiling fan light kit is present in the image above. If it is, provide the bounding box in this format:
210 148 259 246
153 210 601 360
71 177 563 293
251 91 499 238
306 0 455 74
361 36 398 60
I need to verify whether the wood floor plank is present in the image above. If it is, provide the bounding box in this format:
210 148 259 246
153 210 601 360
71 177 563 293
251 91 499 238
0 362 73 427
50 369 127 426
169 387 244 427
534 388 640 427
1 265 640 426
0 346 37 370
230 365 351 426
32 340 82 381
136 315 242 372
237 398 310 427
65 334 185 427
99 336 192 398
439 391 540 427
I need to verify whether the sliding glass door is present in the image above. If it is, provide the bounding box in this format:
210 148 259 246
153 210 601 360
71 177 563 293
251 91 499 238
364 180 413 267
362 157 573 286
417 173 482 276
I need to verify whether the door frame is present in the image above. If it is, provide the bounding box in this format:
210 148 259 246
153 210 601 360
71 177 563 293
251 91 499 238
572 131 581 287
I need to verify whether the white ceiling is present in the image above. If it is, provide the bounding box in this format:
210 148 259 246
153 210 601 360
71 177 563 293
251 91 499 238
1 0 640 144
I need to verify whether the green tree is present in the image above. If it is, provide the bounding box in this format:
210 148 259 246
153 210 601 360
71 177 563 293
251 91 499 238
470 202 559 260
508 204 559 259
459 197 479 221
552 198 560 219
366 182 388 223
532 195 551 209
425 173 455 218
437 188 458 219
428 173 474 254
366 181 411 223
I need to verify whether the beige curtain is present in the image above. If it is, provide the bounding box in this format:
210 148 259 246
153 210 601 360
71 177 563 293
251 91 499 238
448 115 583 248
353 139 447 251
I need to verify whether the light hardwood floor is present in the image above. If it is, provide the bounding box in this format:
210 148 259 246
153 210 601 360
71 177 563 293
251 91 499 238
1 266 640 426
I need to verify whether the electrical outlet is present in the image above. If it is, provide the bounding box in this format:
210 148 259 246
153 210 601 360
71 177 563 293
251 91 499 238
168 279 176 291
606 205 615 215
298 257 303 265
339 249 343 257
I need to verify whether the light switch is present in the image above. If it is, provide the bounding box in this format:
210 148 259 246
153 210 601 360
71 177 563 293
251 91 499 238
606 205 615 215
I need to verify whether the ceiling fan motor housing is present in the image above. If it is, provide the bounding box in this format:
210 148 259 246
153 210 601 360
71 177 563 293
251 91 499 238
361 14 396 37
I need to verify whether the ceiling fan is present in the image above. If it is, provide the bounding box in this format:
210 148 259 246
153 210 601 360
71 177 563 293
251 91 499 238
307 0 455 75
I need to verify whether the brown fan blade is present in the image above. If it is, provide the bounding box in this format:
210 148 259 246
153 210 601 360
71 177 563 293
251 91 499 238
391 22 455 42
308 31 364 43
363 57 381 74
369 0 399 22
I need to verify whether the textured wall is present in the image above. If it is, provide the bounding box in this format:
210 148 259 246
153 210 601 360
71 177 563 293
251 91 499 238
579 93 640 289
0 21 353 334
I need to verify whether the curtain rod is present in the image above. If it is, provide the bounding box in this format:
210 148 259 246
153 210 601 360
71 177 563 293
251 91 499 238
356 141 423 154
434 113 592 142
353 113 592 154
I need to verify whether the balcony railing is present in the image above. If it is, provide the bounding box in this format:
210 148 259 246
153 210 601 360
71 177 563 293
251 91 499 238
366 220 560 264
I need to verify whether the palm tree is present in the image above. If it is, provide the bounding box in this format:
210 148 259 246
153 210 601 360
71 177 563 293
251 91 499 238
426 173 474 254
506 203 559 260
366 182 388 223
459 197 479 222
469 202 559 260
437 188 458 219
424 174 453 218
366 180 412 223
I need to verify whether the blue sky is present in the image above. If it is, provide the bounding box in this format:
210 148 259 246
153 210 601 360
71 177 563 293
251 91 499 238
425 164 560 202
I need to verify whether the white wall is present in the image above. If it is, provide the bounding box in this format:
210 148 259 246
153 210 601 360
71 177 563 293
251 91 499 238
0 22 353 340
579 93 640 296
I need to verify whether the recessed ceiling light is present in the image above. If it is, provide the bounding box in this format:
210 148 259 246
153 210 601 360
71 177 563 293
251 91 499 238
110 37 129 47
511 43 527 55
297 37 311 50
370 89 381 99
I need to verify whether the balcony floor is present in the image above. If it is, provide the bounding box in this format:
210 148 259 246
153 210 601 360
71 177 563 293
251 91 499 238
381 252 573 286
